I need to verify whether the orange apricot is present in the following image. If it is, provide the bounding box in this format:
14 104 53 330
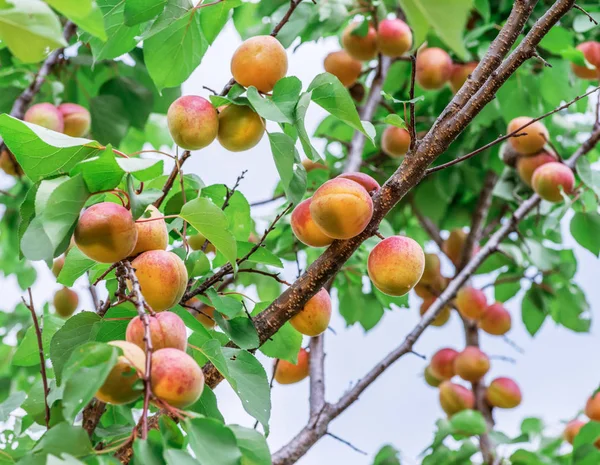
507 117 549 155
53 287 78 318
291 198 334 248
324 50 362 87
231 35 288 92
479 302 511 336
57 103 91 137
382 126 411 158
516 151 556 187
217 105 265 152
455 286 487 320
454 346 490 382
290 288 332 336
131 205 168 256
341 22 378 61
126 311 187 351
274 348 310 384
439 381 475 416
151 348 204 408
415 48 452 90
531 162 575 203
430 348 459 380
376 18 412 57
96 341 145 405
486 377 522 409
24 103 64 132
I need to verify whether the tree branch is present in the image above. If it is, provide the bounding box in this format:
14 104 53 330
153 150 192 209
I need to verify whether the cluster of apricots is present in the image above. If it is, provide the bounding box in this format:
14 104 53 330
167 35 289 152
563 389 600 447
425 347 522 417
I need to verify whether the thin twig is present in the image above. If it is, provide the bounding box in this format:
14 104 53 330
153 150 192 208
326 432 368 455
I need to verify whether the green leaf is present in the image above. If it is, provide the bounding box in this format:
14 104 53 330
124 0 167 26
45 0 107 40
449 409 487 436
57 247 99 287
229 425 272 465
252 302 301 364
100 77 154 130
0 115 103 182
13 308 64 367
570 211 600 257
32 422 93 458
179 197 237 268
247 88 292 123
164 449 199 465
521 286 547 336
294 91 320 161
90 95 130 147
199 0 242 44
188 387 224 422
268 132 306 205
0 0 67 64
214 314 259 350
373 445 401 465
50 312 101 383
577 157 600 199
186 418 242 465
237 243 282 268
0 391 26 422
61 342 118 422
70 147 124 193
383 114 406 128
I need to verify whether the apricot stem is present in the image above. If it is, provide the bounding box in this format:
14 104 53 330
131 149 175 159
135 214 179 223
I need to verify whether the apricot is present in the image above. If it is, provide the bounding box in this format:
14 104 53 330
507 117 549 155
217 105 265 152
167 95 218 150
96 341 145 405
442 229 478 266
337 172 380 193
131 250 188 312
415 276 447 300
486 377 522 409
290 288 332 336
430 348 459 380
368 235 424 296
53 287 78 318
419 253 441 286
274 348 309 384
420 297 451 327
454 347 490 382
585 392 600 421
57 103 91 137
310 178 373 239
449 62 478 93
302 159 328 172
291 199 334 248
376 18 412 58
51 256 65 278
455 286 487 320
126 312 187 352
479 302 511 336
382 126 411 158
188 233 216 253
324 50 362 87
531 162 575 203
131 205 168 256
24 103 64 132
186 297 216 329
74 202 138 263
231 35 288 93
424 366 442 388
415 48 452 90
151 348 204 408
516 151 556 187
439 381 475 416
564 420 586 445
341 22 378 61
0 149 22 177
572 42 600 80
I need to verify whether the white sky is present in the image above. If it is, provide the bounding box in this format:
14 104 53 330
2 23 599 465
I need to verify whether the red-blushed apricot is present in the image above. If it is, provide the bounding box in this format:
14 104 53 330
57 103 91 137
455 286 487 320
516 151 556 187
231 35 288 93
131 205 168 256
126 312 187 352
291 198 334 248
479 302 511 336
449 62 478 93
186 297 216 328
430 348 459 380
419 253 441 286
96 341 145 405
217 105 265 152
187 233 216 253
51 256 65 278
368 235 425 296
75 202 138 263
337 172 380 193
415 48 452 90
24 103 64 132
424 366 442 388
0 149 22 176
442 229 479 266
131 250 188 312
420 297 451 327
415 276 447 299
382 126 411 158
274 348 310 384
53 287 78 318
310 178 373 239
507 117 549 155
572 42 600 80
151 348 204 408
341 22 378 61
531 162 575 203
564 419 586 445
167 96 218 150
586 392 600 421
377 18 412 57
302 159 328 172
486 377 522 409
439 381 475 416
454 347 490 382
290 288 332 336
324 50 362 87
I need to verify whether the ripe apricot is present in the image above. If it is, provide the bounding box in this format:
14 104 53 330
341 22 378 61
486 377 522 409
419 253 442 286
586 392 600 421
376 18 412 58
368 235 424 296
454 347 490 382
126 311 187 351
516 151 556 187
291 198 334 248
531 162 575 203
424 366 442 388
188 233 216 253
324 50 362 87
572 42 600 80
186 297 216 329
449 62 478 93
507 117 549 155
290 288 332 336
455 286 487 320
24 103 64 132
439 381 475 416
231 35 288 93
96 341 145 405
382 126 411 158
310 178 373 239
479 302 511 336
443 229 478 266
415 48 452 90
53 287 78 318
151 348 204 408
131 250 188 312
337 172 380 193
75 202 138 263
0 149 22 176
57 103 91 137
51 256 65 278
274 348 310 384
564 419 586 445
430 348 459 380
302 159 328 172
131 205 168 256
217 105 265 152
420 297 451 327
167 95 218 150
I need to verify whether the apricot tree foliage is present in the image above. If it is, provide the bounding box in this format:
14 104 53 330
0 1 599 465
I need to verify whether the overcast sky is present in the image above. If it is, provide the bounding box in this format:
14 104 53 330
2 23 599 465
